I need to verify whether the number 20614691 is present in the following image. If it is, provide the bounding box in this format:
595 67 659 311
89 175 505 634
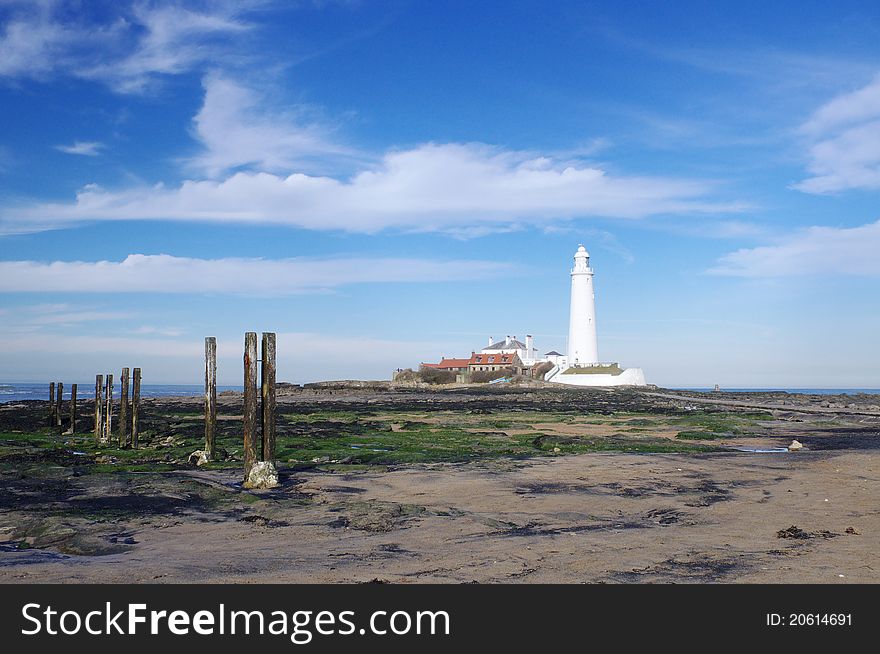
766 614 852 627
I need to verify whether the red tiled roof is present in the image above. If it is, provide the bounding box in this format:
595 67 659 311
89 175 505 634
436 358 471 369
468 352 522 366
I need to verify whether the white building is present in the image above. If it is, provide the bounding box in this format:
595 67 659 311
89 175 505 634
482 334 540 366
547 245 647 387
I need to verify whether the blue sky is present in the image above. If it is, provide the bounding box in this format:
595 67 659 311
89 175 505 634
1 0 879 387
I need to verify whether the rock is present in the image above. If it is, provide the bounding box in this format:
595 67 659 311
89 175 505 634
845 527 860 535
788 439 804 451
243 461 280 489
777 525 811 539
552 447 561 453
95 454 117 464
188 450 209 467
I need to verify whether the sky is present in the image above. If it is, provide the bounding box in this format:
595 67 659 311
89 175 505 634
1 0 880 388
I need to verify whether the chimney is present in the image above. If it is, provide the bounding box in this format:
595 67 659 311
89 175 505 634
488 336 493 346
505 335 511 347
526 334 533 352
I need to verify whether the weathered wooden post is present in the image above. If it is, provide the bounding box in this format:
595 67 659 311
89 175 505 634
261 332 276 465
49 382 56 426
68 383 77 435
94 375 103 441
205 337 217 459
243 332 258 478
103 373 113 444
118 368 130 447
131 368 141 449
55 382 63 432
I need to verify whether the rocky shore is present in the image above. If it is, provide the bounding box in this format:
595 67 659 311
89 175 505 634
1 385 877 583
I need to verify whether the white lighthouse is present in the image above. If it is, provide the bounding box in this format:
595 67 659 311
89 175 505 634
547 244 647 387
567 245 599 365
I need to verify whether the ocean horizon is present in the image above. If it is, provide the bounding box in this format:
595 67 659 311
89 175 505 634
1 381 879 403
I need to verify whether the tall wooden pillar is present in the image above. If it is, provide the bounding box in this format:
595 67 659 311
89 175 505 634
205 337 217 459
68 383 77 435
55 382 63 432
131 368 141 449
49 382 56 427
243 332 258 477
261 332 276 464
94 375 103 441
119 368 130 447
103 374 113 443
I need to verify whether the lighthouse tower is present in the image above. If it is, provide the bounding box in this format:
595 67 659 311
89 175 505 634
567 245 599 366
548 244 646 386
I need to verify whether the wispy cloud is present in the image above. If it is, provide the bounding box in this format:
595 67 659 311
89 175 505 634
794 73 880 193
0 302 135 330
0 1 259 93
0 0 86 80
0 253 513 294
79 2 254 93
188 74 363 177
55 141 104 156
131 325 185 337
598 27 877 94
709 220 880 277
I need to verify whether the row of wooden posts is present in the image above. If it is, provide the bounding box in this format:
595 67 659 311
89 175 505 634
203 332 276 476
49 370 141 446
93 368 142 448
47 381 77 434
48 332 274 480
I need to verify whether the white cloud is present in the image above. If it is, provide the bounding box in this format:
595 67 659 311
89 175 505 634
709 219 880 277
188 75 361 176
1 142 737 235
801 74 880 135
55 141 104 156
795 74 880 193
0 253 512 294
0 1 255 92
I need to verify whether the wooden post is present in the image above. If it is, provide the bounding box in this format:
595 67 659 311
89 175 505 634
131 368 141 449
119 368 130 447
261 332 276 464
55 381 63 432
205 337 217 459
68 383 77 435
103 374 113 444
243 332 258 478
48 382 56 427
94 375 103 441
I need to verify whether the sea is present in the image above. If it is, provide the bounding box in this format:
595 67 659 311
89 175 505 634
1 381 879 403
0 382 242 403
